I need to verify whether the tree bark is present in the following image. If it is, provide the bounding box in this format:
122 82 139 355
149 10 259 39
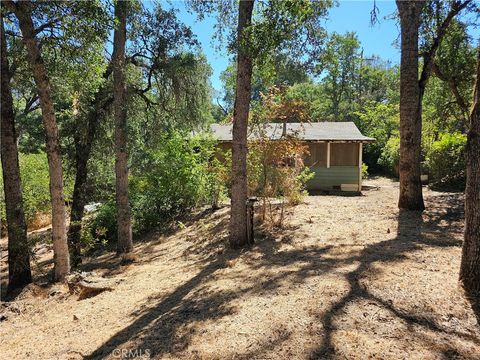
460 46 480 314
396 0 471 210
67 122 95 267
229 0 254 248
113 0 132 253
8 0 70 280
396 0 426 211
68 79 113 267
0 14 32 292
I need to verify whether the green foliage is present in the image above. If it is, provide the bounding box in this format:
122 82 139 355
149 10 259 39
0 153 73 226
422 21 476 140
190 0 332 60
205 156 229 209
362 163 369 178
285 82 326 120
129 3 214 133
82 132 228 242
354 102 399 172
192 0 333 116
319 32 361 120
81 200 117 246
426 133 466 191
220 53 311 111
378 135 400 177
130 133 216 233
17 153 51 221
5 0 110 154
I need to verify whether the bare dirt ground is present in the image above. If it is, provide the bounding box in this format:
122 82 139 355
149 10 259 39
1 177 479 360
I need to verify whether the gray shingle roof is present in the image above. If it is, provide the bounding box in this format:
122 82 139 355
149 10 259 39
210 122 375 142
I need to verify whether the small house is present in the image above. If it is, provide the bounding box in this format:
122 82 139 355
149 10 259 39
210 122 375 192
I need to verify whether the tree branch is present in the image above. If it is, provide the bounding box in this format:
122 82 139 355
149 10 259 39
470 46 480 125
432 61 470 118
2 0 16 13
23 94 39 114
419 0 472 93
129 85 159 107
216 98 228 116
34 17 61 35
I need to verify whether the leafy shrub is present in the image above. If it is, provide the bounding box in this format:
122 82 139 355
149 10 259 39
361 163 369 178
81 200 117 247
0 152 73 230
82 132 227 243
130 133 223 233
248 135 313 227
378 135 400 177
354 102 399 172
247 87 314 227
18 153 51 222
205 156 229 209
426 132 466 190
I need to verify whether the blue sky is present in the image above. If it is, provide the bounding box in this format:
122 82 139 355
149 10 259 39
159 0 478 97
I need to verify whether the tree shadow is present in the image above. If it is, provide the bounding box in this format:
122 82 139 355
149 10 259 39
82 211 335 358
77 207 231 278
84 249 238 359
83 192 474 359
309 204 471 359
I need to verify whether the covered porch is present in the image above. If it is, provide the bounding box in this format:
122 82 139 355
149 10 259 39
304 141 364 192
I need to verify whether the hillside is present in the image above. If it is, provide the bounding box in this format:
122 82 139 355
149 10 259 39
1 178 479 359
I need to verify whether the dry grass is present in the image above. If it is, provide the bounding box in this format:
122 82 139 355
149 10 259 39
0 211 51 238
29 212 53 231
1 177 479 359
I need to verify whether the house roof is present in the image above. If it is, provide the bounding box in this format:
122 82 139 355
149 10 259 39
210 122 375 143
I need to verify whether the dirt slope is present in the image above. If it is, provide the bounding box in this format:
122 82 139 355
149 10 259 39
1 178 479 359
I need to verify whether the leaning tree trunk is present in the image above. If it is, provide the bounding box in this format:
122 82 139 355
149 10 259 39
229 0 255 248
460 46 480 314
10 1 70 280
396 0 425 211
68 134 94 267
68 82 112 267
113 0 132 253
0 14 32 291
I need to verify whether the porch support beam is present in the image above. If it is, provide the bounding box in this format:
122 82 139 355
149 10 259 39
358 142 363 192
326 142 330 168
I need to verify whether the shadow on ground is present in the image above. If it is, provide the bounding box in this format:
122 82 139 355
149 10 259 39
309 207 474 359
80 191 479 359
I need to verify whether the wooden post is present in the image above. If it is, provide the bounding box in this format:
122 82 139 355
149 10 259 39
358 142 363 192
327 142 331 168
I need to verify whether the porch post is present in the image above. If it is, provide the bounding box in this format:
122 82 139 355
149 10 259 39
358 142 363 191
326 142 330 168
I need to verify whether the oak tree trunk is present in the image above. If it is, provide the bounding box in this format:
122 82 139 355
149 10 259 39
68 83 112 267
11 1 70 281
67 143 91 267
229 0 254 248
396 0 426 211
0 14 32 291
113 0 132 253
460 47 480 313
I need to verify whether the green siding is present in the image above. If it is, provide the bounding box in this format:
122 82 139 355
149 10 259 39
307 166 359 190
